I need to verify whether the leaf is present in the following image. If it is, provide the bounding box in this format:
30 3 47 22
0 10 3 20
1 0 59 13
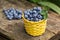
41 10 48 20
49 0 60 6
38 2 60 14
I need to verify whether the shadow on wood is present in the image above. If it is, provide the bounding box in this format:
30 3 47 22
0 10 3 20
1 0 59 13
0 32 12 40
49 31 60 40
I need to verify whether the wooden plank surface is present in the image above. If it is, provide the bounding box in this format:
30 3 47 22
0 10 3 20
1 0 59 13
0 0 60 40
47 11 60 34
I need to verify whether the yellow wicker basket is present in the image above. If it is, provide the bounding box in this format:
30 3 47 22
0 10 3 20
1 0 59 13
22 14 47 36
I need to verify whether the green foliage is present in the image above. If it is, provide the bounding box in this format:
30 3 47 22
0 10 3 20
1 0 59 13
41 10 48 19
30 0 60 6
49 0 60 6
28 0 60 14
28 0 48 3
40 6 48 19
28 0 40 3
28 0 60 19
38 2 60 14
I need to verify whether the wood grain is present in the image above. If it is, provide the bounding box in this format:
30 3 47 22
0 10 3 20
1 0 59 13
0 0 60 40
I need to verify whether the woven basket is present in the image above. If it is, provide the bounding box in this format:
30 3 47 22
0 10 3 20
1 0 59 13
23 14 47 36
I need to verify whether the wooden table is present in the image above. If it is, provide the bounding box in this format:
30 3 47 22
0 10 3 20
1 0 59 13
0 0 60 40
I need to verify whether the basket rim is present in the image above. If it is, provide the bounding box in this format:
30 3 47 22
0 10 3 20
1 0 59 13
22 14 47 23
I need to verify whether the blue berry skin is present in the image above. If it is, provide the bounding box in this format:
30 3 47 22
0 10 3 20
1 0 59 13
18 11 22 15
33 13 38 17
29 11 32 14
3 8 22 20
16 10 22 14
14 13 18 18
9 16 13 20
25 15 28 18
10 10 14 13
33 7 42 13
24 11 28 14
27 12 30 15
13 10 17 15
27 18 31 21
29 15 32 18
37 15 42 19
9 8 15 13
24 7 43 21
18 10 22 13
17 14 22 19
8 12 13 16
35 18 39 21
7 9 10 13
6 15 10 18
32 10 37 14
33 7 37 10
30 18 33 21
7 15 13 20
24 10 30 15
37 7 42 11
4 11 8 15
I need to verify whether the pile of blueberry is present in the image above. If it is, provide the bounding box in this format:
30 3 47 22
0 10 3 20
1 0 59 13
3 8 22 20
24 7 43 21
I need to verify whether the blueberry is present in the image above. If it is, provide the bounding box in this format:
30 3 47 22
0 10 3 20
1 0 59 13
24 10 30 15
18 11 22 14
9 8 15 12
3 8 22 20
38 15 42 19
31 18 33 21
33 7 42 13
4 11 8 15
38 13 41 15
27 12 30 15
33 13 38 17
32 10 37 14
14 13 18 18
7 15 13 20
29 11 32 14
16 10 22 14
13 11 17 15
19 10 22 13
33 7 37 10
37 7 42 12
7 9 10 13
24 11 28 14
6 15 9 17
35 18 39 21
27 18 31 20
37 7 42 11
24 7 43 21
29 15 32 18
25 15 28 18
10 10 14 13
18 14 22 18
8 12 13 16
8 17 12 19
32 14 37 18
